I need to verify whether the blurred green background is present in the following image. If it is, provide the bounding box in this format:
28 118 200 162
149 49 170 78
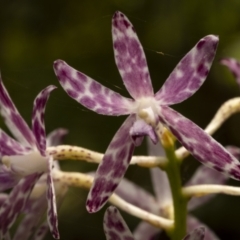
1 0 240 239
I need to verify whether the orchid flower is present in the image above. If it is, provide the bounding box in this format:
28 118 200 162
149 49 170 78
53 11 240 213
115 139 226 240
104 206 205 240
0 78 60 238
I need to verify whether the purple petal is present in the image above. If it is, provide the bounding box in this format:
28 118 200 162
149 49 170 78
32 85 57 156
54 60 134 116
183 226 205 240
133 221 160 240
187 215 219 240
0 165 20 191
129 119 158 146
147 138 172 206
186 165 228 210
115 178 159 214
103 206 134 240
34 221 49 240
46 156 59 239
46 128 68 147
225 145 240 160
86 115 135 213
112 11 154 99
159 106 240 181
0 194 8 208
0 77 36 147
220 58 240 87
155 35 218 105
0 129 31 157
0 173 41 237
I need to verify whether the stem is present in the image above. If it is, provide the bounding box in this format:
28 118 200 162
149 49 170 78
164 144 187 240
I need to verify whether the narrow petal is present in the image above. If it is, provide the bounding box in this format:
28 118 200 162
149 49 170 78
0 129 31 157
155 35 218 105
187 215 219 240
115 178 160 214
129 119 158 146
225 146 240 160
54 60 134 116
0 173 41 237
86 115 135 213
0 194 8 208
186 165 228 210
133 221 160 240
183 226 205 240
46 156 59 239
112 11 154 99
103 206 134 240
34 221 49 240
0 77 36 147
147 138 172 206
32 85 57 156
46 128 68 147
159 106 240 180
0 165 20 191
220 58 240 87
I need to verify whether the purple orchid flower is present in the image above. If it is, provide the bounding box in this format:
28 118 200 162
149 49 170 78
115 139 225 240
104 206 205 240
53 11 240 213
0 77 60 238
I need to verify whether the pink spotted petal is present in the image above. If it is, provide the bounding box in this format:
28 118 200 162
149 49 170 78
86 115 135 213
34 222 49 240
46 128 68 147
159 106 240 180
147 138 172 206
133 221 160 240
187 215 219 240
225 146 240 160
46 156 59 239
32 85 57 156
0 77 36 148
183 226 205 240
155 35 218 105
0 129 31 157
115 178 159 214
186 165 228 211
54 60 134 116
0 173 41 237
112 11 154 99
103 206 134 240
220 58 240 87
129 119 158 146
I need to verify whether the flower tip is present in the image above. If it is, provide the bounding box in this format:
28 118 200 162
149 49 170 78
53 60 65 70
86 199 100 213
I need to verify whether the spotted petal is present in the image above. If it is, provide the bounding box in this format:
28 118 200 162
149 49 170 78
159 106 240 180
183 226 205 240
32 85 57 156
112 11 154 99
186 165 228 210
54 60 134 116
0 77 36 147
226 146 240 160
103 206 134 240
86 115 135 213
46 128 68 147
155 35 218 105
220 58 240 87
0 173 41 238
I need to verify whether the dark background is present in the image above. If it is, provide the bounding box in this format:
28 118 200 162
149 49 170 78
1 0 240 239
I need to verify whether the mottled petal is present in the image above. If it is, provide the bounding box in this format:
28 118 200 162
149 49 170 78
32 85 57 156
103 206 134 240
34 221 49 240
0 77 36 147
220 58 240 87
0 129 31 157
0 165 20 191
86 115 135 213
159 106 240 180
129 119 158 146
54 60 134 116
115 178 159 214
133 221 160 240
225 146 240 160
147 138 172 206
112 11 154 99
187 215 219 240
183 226 205 240
0 173 41 237
46 156 59 239
155 35 218 105
186 165 228 210
46 128 68 147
